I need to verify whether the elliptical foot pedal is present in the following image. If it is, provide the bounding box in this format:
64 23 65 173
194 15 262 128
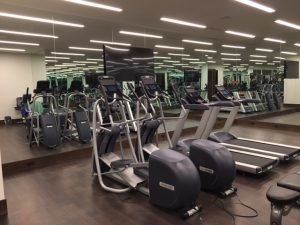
181 205 202 219
110 159 133 169
134 167 149 181
219 186 238 198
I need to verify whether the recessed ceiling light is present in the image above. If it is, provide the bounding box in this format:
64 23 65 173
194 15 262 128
207 57 213 59
294 43 300 47
105 45 129 51
182 39 213 45
0 29 58 38
234 0 275 13
182 58 200 61
221 53 241 56
160 65 174 68
73 61 97 64
264 38 286 43
168 53 190 57
195 49 217 53
255 48 273 52
207 61 216 63
222 44 246 49
0 12 84 28
154 56 171 59
249 59 267 62
250 55 266 58
154 52 158 54
189 61 206 64
164 60 180 63
64 0 122 12
223 63 231 66
273 61 280 63
51 52 85 56
86 58 103 61
69 46 103 52
281 51 298 55
274 57 285 60
255 62 263 65
160 17 206 29
154 62 163 65
45 56 70 59
225 30 255 38
221 58 242 61
154 66 161 69
90 40 131 46
0 40 39 46
155 45 184 50
0 47 25 52
120 30 163 39
275 20 300 30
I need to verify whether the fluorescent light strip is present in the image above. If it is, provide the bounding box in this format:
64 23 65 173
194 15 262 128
250 55 266 58
120 30 163 39
281 51 298 55
222 44 246 49
267 63 275 65
45 56 70 59
64 0 122 12
105 45 129 51
155 45 184 50
182 39 212 45
69 46 102 52
154 52 158 54
90 40 131 46
275 20 300 30
154 56 171 59
51 52 85 56
164 60 180 63
223 63 231 66
255 63 263 65
0 40 39 46
0 47 25 52
221 58 242 61
154 62 163 65
207 57 213 59
249 59 267 62
234 0 275 13
264 38 286 43
173 64 189 66
255 48 273 52
168 53 190 56
221 53 241 56
73 61 97 64
0 29 58 38
208 61 216 63
182 58 200 61
160 65 174 68
274 57 285 60
240 64 249 66
195 49 217 53
294 43 300 47
86 58 103 61
0 12 84 28
189 61 206 64
225 30 255 38
273 61 280 63
160 17 206 29
45 60 58 62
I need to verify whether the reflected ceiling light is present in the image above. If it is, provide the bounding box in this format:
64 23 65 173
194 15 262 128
69 46 103 51
182 58 200 61
221 53 241 56
250 55 266 58
195 49 217 53
160 17 206 28
222 44 246 49
164 60 180 63
105 45 129 51
264 38 286 43
0 12 84 28
0 29 58 38
294 43 300 47
281 51 298 55
0 40 39 46
225 30 255 38
221 58 242 61
120 30 163 39
275 19 300 30
182 39 212 45
168 53 190 56
255 48 273 52
45 60 58 62
64 0 122 12
274 57 285 60
249 59 267 62
51 52 85 56
0 47 25 52
73 61 97 64
234 0 275 13
155 45 184 50
86 58 103 61
154 56 171 59
45 56 70 59
90 40 131 46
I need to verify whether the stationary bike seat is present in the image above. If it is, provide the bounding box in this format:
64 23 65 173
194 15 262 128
278 174 300 192
266 185 300 206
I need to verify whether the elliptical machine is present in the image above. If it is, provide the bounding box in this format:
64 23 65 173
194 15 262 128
92 76 201 218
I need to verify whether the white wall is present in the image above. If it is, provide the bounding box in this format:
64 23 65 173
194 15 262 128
0 53 46 119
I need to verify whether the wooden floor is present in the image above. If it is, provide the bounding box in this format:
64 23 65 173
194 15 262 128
258 112 300 126
1 125 300 225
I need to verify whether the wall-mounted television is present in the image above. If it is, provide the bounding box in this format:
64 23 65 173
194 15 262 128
103 45 154 81
284 60 299 79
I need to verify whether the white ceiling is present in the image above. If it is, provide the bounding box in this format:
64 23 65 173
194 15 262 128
0 0 299 67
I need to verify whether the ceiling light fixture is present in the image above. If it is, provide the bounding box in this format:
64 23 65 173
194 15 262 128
155 45 184 50
120 30 163 39
182 39 213 45
195 49 217 53
168 53 190 57
281 51 298 55
274 57 285 60
294 43 300 47
73 61 97 64
154 56 171 59
221 58 242 61
0 12 84 28
225 30 255 38
173 63 189 66
160 17 206 28
182 58 200 61
255 63 263 65
267 63 275 65
249 59 267 62
275 19 300 30
0 40 39 46
221 53 241 56
105 45 129 51
45 56 70 59
164 60 180 63
51 52 85 56
189 61 206 64
234 0 275 13
208 61 216 63
264 38 286 43
0 29 58 38
222 44 246 49
86 58 103 61
90 40 131 46
0 47 25 52
255 48 273 52
64 0 122 12
250 55 266 58
69 46 103 51
45 60 58 62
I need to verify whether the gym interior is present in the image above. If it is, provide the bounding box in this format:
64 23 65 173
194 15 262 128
0 0 300 225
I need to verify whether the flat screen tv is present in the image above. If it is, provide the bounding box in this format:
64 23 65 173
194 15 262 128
104 45 154 81
284 60 299 79
184 69 200 83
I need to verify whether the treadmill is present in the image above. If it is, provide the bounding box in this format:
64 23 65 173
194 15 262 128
172 86 279 175
208 85 300 162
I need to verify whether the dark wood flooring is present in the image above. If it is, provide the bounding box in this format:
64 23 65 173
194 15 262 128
0 125 300 225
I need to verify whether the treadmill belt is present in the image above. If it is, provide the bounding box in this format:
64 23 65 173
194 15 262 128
231 151 275 168
228 139 299 156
